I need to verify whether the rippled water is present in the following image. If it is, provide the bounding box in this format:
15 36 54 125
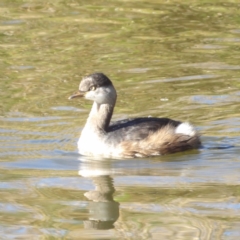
1 0 240 239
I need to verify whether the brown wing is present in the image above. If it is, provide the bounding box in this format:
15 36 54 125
107 117 181 143
120 124 201 158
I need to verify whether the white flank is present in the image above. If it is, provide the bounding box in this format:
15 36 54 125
175 122 196 137
79 169 113 177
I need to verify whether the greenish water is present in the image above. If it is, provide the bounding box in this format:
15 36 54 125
1 0 240 239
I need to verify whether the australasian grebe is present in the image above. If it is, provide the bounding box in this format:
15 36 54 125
69 73 201 158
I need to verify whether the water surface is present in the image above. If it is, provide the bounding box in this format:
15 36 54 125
1 0 240 239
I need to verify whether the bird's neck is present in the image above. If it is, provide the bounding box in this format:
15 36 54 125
85 101 115 132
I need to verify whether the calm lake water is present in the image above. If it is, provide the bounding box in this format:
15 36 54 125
1 0 240 239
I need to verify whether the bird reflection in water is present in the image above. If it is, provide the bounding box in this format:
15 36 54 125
79 159 119 230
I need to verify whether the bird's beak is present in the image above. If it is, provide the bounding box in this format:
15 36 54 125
68 90 85 100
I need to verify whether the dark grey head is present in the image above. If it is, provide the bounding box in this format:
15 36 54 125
79 73 113 92
69 73 117 105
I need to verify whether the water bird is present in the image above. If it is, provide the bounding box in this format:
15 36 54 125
69 73 201 158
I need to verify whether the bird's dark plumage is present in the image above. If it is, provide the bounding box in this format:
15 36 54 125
80 73 112 92
69 73 201 158
107 117 181 144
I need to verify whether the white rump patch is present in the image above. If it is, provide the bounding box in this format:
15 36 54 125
175 122 196 137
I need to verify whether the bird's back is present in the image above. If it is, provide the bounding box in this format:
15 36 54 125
107 117 201 158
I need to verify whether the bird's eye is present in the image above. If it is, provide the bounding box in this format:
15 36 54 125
89 86 96 91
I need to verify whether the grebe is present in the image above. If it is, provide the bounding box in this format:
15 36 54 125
69 73 201 158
